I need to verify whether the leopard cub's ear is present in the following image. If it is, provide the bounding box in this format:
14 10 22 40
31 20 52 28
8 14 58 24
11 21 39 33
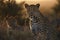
25 4 29 8
36 4 40 8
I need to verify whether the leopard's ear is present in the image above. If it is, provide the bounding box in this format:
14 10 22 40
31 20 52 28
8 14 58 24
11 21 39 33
25 4 29 8
36 4 40 8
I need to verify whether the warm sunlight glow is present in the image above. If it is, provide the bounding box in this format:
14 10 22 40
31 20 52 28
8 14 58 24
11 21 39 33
16 0 57 5
16 0 57 8
16 0 57 3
